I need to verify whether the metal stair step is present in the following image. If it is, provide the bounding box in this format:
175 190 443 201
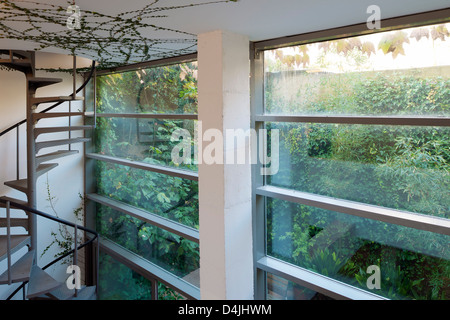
38 284 97 300
0 217 29 229
0 59 31 66
0 62 33 73
5 164 58 192
0 196 28 209
0 50 32 60
28 77 62 90
0 250 35 284
36 163 59 178
36 150 79 165
30 96 84 106
33 112 85 122
26 266 63 299
36 137 90 152
71 286 97 300
0 50 33 73
0 235 31 261
4 179 28 194
35 125 94 137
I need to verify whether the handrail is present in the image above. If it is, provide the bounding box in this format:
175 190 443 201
0 198 99 300
0 60 96 138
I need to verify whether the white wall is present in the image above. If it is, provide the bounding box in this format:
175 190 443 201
0 52 91 299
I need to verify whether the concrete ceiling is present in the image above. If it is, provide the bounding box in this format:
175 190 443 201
1 0 449 66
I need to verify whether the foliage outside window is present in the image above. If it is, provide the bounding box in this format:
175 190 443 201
94 62 199 299
263 23 450 300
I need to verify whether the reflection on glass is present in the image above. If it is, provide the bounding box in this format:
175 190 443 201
267 273 334 300
266 197 450 300
158 283 187 300
98 252 152 300
266 122 450 219
84 77 95 113
96 161 199 229
264 23 450 116
96 62 198 114
95 117 197 172
97 204 200 286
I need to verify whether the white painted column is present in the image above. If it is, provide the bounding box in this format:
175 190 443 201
197 30 253 300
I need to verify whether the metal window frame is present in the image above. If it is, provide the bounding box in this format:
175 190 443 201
251 9 450 300
87 193 199 243
84 54 200 300
257 185 450 236
255 114 450 127
99 237 200 300
95 53 198 76
253 8 450 54
89 113 198 120
257 256 387 300
86 153 198 181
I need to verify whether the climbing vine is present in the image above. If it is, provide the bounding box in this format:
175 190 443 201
0 0 237 68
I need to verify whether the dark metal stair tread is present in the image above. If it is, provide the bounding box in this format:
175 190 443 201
0 196 28 209
0 62 32 73
0 51 33 72
36 163 59 177
0 59 31 65
4 179 28 193
36 137 90 152
0 50 32 60
0 250 35 284
35 125 94 136
43 285 97 300
33 112 85 121
71 286 96 300
28 77 62 89
0 235 31 261
0 217 29 229
4 164 58 191
31 96 84 105
26 266 63 299
36 150 79 165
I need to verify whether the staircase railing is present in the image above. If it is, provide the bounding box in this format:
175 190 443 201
0 60 96 180
0 198 99 300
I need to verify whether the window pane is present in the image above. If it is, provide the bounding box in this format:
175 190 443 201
96 161 199 229
266 273 334 300
98 252 152 300
95 117 197 172
158 283 188 300
266 197 450 300
264 23 450 116
84 77 95 113
267 122 450 219
97 203 200 286
97 62 198 114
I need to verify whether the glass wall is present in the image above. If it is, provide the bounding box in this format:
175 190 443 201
88 58 199 300
98 252 153 300
98 252 188 300
267 273 335 300
255 22 450 300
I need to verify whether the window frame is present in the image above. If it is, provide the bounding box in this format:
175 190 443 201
84 53 200 300
250 8 450 300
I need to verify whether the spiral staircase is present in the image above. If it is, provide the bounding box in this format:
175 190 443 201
0 50 98 300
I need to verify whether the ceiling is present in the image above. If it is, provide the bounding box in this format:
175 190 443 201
1 0 449 67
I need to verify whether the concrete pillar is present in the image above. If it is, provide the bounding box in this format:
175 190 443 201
197 30 253 300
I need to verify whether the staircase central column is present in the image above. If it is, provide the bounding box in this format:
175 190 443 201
26 53 37 252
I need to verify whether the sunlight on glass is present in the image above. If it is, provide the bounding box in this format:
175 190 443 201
264 23 450 116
